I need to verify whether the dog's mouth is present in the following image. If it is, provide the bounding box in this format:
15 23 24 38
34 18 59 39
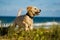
35 12 40 15
35 12 40 13
35 10 41 15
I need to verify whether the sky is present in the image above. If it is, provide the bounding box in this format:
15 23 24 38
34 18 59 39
0 0 60 17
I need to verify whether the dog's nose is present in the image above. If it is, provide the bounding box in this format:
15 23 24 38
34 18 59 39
39 9 41 12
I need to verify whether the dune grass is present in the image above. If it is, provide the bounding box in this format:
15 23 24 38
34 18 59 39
0 24 60 40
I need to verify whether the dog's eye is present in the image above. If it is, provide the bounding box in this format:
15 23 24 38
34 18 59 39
35 8 36 10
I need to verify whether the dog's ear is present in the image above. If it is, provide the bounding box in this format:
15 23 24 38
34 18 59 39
27 6 32 11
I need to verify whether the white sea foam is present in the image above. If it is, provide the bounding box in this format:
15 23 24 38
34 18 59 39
0 21 60 28
34 22 59 27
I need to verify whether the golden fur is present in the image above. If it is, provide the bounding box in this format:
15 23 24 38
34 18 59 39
13 6 41 31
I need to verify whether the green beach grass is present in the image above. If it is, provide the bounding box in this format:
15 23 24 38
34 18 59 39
0 24 60 40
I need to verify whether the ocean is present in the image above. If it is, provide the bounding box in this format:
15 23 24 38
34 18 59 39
0 16 60 23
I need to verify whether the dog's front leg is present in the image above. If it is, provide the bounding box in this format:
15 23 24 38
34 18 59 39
29 23 33 30
25 24 29 31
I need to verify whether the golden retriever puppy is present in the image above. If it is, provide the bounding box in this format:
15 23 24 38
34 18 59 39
13 6 41 31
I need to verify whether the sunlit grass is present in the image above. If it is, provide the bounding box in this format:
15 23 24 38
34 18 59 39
0 24 60 40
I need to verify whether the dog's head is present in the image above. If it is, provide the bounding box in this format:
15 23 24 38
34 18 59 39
27 6 41 17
